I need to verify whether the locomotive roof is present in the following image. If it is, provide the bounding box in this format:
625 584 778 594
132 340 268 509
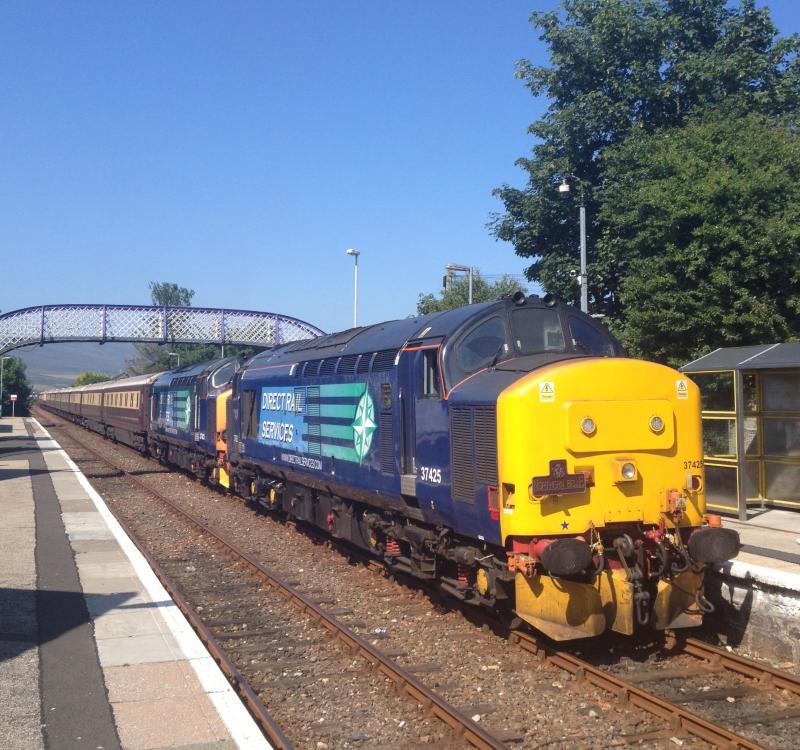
245 300 499 369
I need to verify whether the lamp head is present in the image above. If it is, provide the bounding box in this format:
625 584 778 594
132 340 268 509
558 179 570 194
346 248 360 257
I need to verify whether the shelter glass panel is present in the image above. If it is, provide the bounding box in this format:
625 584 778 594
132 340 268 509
762 373 800 412
745 461 761 500
763 418 800 457
692 372 734 412
704 465 738 510
702 418 737 459
743 373 758 413
744 416 759 456
764 462 800 503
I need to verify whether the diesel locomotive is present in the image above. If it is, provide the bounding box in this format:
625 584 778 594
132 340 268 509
40 294 739 640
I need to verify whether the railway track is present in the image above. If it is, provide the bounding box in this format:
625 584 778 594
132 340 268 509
37 412 504 750
37 410 800 749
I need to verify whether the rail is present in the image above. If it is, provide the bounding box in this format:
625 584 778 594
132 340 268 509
47 415 507 750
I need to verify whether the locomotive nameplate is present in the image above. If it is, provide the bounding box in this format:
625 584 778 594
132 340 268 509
531 460 586 496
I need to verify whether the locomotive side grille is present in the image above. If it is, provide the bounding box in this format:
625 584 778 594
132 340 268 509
450 406 476 502
338 355 358 374
379 412 394 473
372 349 398 372
474 406 498 486
318 358 338 376
306 386 321 454
357 353 373 374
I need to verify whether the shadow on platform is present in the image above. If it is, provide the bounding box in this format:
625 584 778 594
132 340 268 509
0 587 136 663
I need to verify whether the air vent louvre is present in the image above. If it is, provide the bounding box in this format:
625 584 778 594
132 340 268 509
380 412 394 473
450 406 475 502
372 349 398 372
319 358 338 376
474 406 498 485
338 355 358 374
356 353 373 374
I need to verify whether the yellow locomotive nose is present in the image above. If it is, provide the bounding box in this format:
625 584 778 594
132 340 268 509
497 357 707 640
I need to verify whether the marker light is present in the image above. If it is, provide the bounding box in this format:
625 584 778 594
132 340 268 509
621 462 637 480
580 417 596 435
686 473 703 492
649 415 665 433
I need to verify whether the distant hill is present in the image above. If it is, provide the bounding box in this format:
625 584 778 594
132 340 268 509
14 342 137 390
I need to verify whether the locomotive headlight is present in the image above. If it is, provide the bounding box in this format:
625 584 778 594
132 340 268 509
612 458 638 483
649 415 665 433
580 417 596 435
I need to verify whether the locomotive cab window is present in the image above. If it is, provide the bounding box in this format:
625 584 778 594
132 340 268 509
568 316 615 357
211 362 235 389
511 308 566 354
422 349 440 398
456 316 508 374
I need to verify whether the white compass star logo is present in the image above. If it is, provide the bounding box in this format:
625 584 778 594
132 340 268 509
351 390 377 462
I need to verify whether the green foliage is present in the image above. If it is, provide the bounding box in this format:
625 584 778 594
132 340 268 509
1 357 32 416
417 271 526 315
149 281 195 307
71 371 110 386
598 112 800 366
492 0 800 328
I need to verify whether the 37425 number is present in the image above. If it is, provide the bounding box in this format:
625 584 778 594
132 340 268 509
419 466 442 484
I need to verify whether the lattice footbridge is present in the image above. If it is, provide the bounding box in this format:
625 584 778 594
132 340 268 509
0 304 324 355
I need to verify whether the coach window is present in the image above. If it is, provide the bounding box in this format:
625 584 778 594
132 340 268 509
568 316 615 357
422 349 440 398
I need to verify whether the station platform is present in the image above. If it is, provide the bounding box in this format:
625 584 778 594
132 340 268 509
0 417 271 750
717 508 800 586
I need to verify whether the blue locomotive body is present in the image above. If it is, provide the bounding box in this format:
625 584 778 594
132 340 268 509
229 306 509 546
149 358 237 472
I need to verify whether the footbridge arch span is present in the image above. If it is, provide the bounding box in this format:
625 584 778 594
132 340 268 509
0 304 324 355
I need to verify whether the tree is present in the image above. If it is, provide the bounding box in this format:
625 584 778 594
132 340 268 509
1 357 33 416
417 272 526 315
72 371 110 386
491 0 800 320
598 111 800 366
149 281 194 307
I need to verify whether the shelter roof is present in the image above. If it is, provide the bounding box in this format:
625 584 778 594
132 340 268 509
681 344 800 372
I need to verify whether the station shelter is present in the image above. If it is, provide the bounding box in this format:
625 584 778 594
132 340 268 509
681 344 800 520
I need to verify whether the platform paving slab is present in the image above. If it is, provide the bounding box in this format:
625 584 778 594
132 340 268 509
17 417 273 750
0 457 44 750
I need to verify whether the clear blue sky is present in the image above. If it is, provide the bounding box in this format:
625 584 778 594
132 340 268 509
2 1 798 334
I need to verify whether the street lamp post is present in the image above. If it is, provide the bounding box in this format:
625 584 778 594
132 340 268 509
0 357 10 418
445 263 474 305
168 352 181 369
559 177 589 314
345 248 360 327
